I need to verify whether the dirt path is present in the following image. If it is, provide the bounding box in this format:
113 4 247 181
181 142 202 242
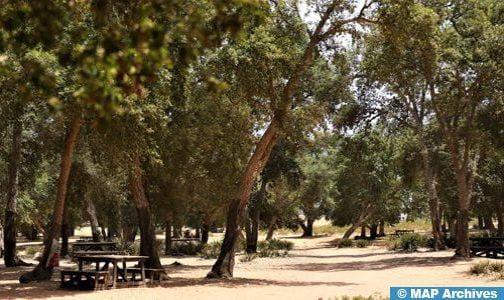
0 234 501 300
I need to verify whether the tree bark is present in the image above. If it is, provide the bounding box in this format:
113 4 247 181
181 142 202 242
129 156 163 269
201 223 210 244
378 221 385 237
483 214 496 232
453 170 473 258
84 197 103 242
20 112 82 283
164 218 172 255
342 204 374 240
301 218 314 237
266 216 277 241
4 108 23 267
497 202 504 237
207 117 282 278
360 225 367 238
369 224 378 239
420 149 446 250
246 181 265 253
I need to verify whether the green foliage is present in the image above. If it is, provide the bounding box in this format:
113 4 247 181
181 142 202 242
239 253 258 263
200 241 223 259
169 242 203 256
338 238 354 248
355 240 371 248
257 239 293 257
387 234 428 252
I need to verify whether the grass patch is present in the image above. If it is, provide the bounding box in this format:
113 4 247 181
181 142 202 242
23 245 44 256
257 239 294 257
469 261 504 279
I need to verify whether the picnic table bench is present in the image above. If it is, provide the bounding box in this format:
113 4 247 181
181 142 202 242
126 267 165 285
394 230 415 236
470 237 504 259
60 270 109 290
73 254 149 288
72 250 122 257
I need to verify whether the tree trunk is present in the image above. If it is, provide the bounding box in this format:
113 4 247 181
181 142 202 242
266 216 277 241
369 224 378 239
483 214 496 232
360 225 367 238
85 197 103 242
477 216 484 229
4 109 23 267
164 219 172 255
20 112 82 283
378 221 385 237
129 156 163 269
301 218 314 237
207 117 282 279
497 202 504 237
246 181 265 253
201 224 210 244
420 149 446 250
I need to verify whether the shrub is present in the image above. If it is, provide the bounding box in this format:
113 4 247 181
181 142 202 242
355 239 371 248
170 241 203 256
469 261 504 279
24 245 44 257
116 241 140 255
200 241 222 259
239 253 257 262
386 237 401 251
338 238 354 248
398 233 428 251
257 239 294 257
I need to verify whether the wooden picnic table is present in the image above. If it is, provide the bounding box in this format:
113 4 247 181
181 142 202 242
470 237 504 258
74 254 149 288
72 250 122 257
72 241 117 252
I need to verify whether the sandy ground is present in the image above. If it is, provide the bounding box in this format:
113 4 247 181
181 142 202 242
0 234 502 300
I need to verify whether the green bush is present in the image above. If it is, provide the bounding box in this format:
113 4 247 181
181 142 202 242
116 241 140 255
470 261 504 279
170 241 203 256
257 239 294 257
338 238 354 248
24 245 44 256
355 239 371 248
387 233 427 252
200 241 222 259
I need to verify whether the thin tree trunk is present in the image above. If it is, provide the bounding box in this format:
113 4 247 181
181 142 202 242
478 216 484 229
129 156 163 270
266 216 277 241
483 214 496 232
454 170 473 258
201 223 210 244
420 149 446 250
164 218 172 255
85 197 103 242
4 108 23 267
246 180 266 253
20 112 82 283
378 221 385 237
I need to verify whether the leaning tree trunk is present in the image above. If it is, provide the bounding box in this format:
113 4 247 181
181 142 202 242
20 113 82 283
342 204 373 240
420 149 446 250
207 117 282 278
85 197 103 242
129 156 163 270
4 108 24 267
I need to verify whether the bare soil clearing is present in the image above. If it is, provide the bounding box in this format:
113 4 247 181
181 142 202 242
1 234 501 300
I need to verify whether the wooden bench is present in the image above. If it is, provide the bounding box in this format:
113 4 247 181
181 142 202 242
60 270 109 290
126 268 165 285
470 246 504 259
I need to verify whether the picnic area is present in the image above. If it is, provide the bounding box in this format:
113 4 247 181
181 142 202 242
1 0 504 299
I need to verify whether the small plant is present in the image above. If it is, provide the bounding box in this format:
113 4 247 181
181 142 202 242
200 241 222 259
116 241 140 255
338 238 354 248
239 253 257 262
257 239 294 257
387 233 427 252
355 239 371 248
170 242 202 256
24 245 44 257
469 261 504 279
